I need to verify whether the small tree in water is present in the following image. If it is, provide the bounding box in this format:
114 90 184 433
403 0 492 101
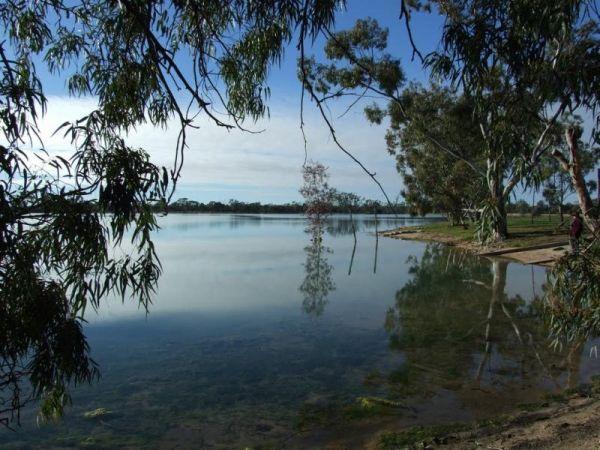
300 162 335 226
298 163 336 316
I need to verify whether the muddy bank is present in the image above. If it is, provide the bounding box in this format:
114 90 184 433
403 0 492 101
374 394 600 450
282 391 600 449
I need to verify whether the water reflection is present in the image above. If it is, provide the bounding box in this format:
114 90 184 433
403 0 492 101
381 244 588 415
163 213 440 236
2 216 597 449
299 222 336 316
324 215 437 237
298 214 385 314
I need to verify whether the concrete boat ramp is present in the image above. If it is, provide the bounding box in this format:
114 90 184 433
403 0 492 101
477 241 570 266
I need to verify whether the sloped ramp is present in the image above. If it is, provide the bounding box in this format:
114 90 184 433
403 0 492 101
479 241 569 266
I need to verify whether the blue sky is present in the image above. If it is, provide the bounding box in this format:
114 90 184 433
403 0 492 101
23 2 600 205
34 1 449 204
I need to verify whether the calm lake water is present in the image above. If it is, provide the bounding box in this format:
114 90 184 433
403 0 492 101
2 214 599 449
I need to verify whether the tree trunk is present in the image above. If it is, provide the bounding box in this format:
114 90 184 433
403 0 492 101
559 203 564 223
552 128 597 233
493 197 508 240
531 189 535 224
565 341 583 390
488 170 509 241
448 210 464 227
490 186 508 242
448 213 457 226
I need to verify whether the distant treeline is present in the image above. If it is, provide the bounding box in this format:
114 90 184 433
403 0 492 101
155 197 589 217
154 198 409 214
506 199 587 216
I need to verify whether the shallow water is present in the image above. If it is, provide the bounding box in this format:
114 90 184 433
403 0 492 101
2 214 598 449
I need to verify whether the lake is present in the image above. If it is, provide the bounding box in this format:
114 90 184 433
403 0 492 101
2 214 598 449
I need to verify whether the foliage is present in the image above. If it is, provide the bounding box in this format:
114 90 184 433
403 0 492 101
303 8 600 241
426 0 600 240
541 119 600 221
300 162 335 223
0 0 342 425
298 162 336 316
301 17 405 98
545 243 600 347
302 20 486 224
507 199 534 215
383 84 486 223
331 190 362 213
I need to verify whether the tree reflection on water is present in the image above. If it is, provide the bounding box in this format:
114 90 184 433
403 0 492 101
381 244 588 415
299 221 336 317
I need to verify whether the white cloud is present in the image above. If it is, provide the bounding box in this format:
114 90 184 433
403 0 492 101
36 95 403 202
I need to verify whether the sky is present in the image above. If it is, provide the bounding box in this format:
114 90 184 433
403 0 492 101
33 0 447 204
19 1 600 205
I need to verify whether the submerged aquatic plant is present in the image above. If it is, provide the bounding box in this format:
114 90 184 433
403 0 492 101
82 408 113 420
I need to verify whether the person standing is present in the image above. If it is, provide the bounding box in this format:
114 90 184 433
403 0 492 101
569 209 583 255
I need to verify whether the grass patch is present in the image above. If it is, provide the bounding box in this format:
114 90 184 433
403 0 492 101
416 214 570 248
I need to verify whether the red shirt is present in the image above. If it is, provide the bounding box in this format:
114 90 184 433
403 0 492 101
570 216 583 238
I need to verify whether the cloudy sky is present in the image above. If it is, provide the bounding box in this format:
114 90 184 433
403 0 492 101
36 2 445 203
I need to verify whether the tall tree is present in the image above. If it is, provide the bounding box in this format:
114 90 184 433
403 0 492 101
427 0 600 239
302 1 599 241
301 17 545 241
551 127 600 231
374 84 486 224
542 130 598 223
0 0 341 425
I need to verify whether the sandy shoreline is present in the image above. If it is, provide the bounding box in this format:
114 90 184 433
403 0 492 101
439 395 600 450
380 227 569 267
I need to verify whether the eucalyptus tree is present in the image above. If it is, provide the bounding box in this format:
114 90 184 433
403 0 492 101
300 17 542 240
546 246 600 350
301 2 599 241
377 84 486 224
426 0 600 239
0 0 342 425
551 126 600 231
542 132 598 222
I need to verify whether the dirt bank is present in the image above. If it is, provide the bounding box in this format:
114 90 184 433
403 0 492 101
374 395 600 450
380 227 570 267
442 396 600 450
